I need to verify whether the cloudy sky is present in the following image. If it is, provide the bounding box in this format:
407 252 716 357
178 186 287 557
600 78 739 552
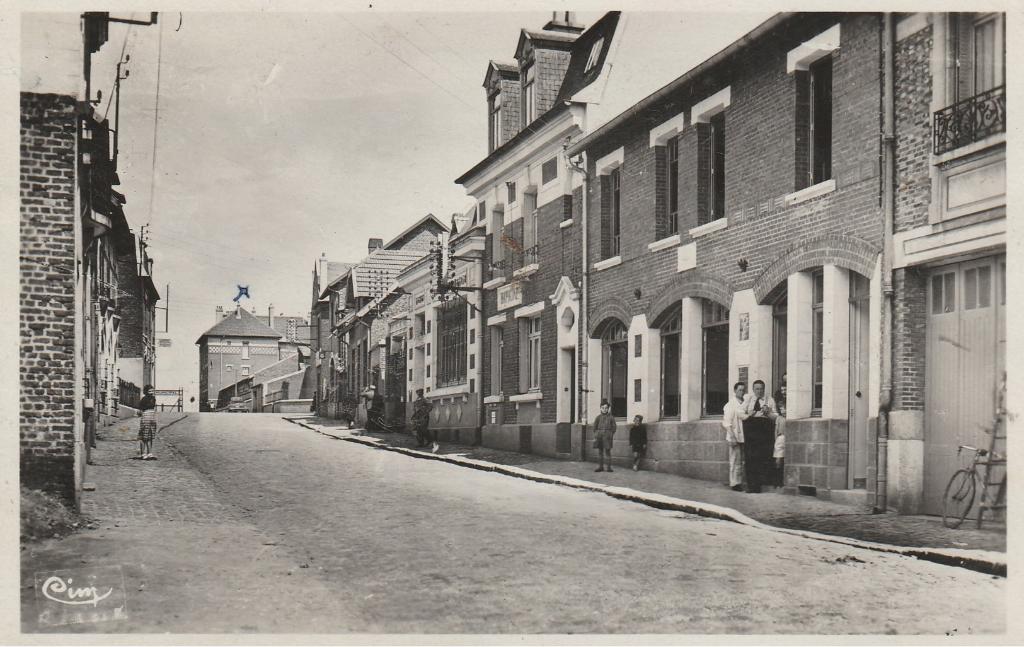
78 8 772 406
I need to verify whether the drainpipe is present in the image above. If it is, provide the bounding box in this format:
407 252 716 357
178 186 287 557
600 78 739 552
876 12 896 513
568 149 590 460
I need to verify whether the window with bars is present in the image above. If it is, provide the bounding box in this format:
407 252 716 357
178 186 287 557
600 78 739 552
438 300 468 386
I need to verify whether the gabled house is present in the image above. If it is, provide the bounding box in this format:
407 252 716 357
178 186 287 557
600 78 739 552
196 306 283 411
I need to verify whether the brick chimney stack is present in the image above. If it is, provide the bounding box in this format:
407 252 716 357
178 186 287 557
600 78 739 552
268 303 275 329
215 305 224 322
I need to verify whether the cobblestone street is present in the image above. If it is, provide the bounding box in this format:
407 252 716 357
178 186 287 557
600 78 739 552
21 413 1006 634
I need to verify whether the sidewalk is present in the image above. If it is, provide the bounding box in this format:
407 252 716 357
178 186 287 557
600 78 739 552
286 415 1006 574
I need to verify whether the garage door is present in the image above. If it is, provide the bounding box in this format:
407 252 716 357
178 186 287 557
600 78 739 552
923 255 1006 516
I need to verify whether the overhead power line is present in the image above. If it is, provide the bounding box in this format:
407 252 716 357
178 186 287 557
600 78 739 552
146 18 165 228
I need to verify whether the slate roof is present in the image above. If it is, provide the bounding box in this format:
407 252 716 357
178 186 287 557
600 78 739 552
455 12 620 185
351 248 425 298
196 306 283 344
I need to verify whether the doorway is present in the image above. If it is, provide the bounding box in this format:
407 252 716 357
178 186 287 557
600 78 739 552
848 272 870 489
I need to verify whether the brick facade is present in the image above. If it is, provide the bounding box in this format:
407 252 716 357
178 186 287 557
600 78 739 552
573 14 885 496
20 92 80 504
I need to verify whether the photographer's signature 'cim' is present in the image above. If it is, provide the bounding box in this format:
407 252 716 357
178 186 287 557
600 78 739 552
41 575 114 607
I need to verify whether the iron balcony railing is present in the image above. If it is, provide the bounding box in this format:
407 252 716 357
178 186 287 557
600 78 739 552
522 245 539 268
933 85 1006 155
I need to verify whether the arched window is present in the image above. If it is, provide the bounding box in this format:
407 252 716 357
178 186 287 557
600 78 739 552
658 304 682 419
701 299 730 417
601 320 628 418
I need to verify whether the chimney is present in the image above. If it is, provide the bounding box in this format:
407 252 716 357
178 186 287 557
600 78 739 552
268 303 275 329
215 305 224 322
368 238 384 254
235 304 241 319
543 12 584 33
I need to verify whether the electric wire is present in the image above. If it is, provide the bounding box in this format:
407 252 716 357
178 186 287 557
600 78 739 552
340 14 475 112
146 18 165 228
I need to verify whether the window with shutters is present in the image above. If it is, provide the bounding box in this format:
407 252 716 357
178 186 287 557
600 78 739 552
665 137 680 236
795 55 833 189
698 113 726 225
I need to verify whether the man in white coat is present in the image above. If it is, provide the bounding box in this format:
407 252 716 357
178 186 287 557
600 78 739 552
722 381 750 492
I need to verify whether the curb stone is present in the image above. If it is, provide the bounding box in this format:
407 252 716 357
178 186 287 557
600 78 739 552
283 418 1006 577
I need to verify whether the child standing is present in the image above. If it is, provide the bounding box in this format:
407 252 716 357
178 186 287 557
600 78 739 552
138 385 157 460
629 415 647 472
773 384 787 486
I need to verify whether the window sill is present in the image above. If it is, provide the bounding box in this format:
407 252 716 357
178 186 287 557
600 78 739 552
513 263 539 278
688 218 728 239
931 132 1005 166
784 179 836 206
559 218 574 229
648 233 681 253
482 276 506 290
483 394 505 405
509 391 543 402
593 256 622 271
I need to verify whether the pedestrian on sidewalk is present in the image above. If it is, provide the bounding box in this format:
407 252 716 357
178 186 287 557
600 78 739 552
411 389 437 453
773 383 787 487
722 382 749 491
138 385 158 461
629 414 647 472
592 400 617 472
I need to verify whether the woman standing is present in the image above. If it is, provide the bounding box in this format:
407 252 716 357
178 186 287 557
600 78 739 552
138 385 158 460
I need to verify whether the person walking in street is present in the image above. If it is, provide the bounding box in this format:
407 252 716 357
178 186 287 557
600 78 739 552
592 399 617 472
741 379 777 493
722 382 750 491
138 385 158 461
629 414 647 472
411 389 436 453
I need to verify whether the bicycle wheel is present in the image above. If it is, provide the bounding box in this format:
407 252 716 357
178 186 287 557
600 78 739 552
942 469 975 529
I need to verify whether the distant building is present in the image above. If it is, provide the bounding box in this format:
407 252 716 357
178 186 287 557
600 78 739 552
115 233 160 394
196 306 285 411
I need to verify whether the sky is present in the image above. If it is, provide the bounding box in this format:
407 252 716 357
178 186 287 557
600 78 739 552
80 9 773 408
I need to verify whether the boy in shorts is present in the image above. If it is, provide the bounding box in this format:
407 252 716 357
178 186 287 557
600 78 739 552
629 414 647 472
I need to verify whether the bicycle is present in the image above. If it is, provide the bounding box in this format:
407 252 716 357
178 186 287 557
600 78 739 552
942 444 1006 529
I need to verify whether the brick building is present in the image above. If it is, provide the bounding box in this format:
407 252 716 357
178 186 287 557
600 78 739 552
563 13 885 503
558 11 1007 513
323 215 447 421
20 12 160 506
196 307 286 411
310 255 355 417
115 233 160 394
888 13 1006 514
455 12 620 458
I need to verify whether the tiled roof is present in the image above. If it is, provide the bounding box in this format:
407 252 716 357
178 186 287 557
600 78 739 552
351 248 425 298
196 307 282 344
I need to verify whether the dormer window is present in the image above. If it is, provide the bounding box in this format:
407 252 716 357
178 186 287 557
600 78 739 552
489 92 502 151
523 64 536 125
585 37 605 72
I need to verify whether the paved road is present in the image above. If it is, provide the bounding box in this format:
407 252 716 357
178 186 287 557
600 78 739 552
22 413 1005 634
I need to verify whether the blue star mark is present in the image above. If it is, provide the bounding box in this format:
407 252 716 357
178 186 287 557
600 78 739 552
233 285 250 302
